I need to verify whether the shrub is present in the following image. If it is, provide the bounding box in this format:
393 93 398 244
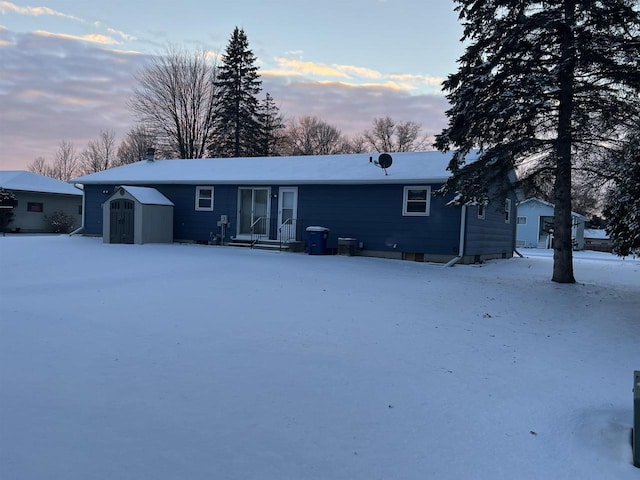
45 210 76 233
0 189 17 233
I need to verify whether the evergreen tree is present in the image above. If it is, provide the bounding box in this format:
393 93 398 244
256 93 285 156
211 27 262 158
435 0 640 283
603 130 640 257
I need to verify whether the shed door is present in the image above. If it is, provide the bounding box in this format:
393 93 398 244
110 199 134 244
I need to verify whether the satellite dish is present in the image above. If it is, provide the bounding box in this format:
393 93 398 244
378 153 393 169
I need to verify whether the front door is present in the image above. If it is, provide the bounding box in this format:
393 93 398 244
237 187 270 239
109 199 134 244
277 187 298 242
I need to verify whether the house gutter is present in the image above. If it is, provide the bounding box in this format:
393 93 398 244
444 204 467 267
69 182 85 236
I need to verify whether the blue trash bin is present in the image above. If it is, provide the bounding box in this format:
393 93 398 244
306 226 330 255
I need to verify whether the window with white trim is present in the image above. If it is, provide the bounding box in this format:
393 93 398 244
403 186 431 216
505 198 512 223
195 187 214 211
517 216 527 225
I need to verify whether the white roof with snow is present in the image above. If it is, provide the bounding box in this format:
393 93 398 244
0 171 83 196
517 197 587 220
118 186 174 206
71 151 467 185
584 229 609 240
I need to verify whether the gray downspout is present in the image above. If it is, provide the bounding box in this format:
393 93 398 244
69 184 85 236
445 204 467 267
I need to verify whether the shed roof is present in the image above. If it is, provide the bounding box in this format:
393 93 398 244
71 151 472 186
117 186 174 206
0 171 83 196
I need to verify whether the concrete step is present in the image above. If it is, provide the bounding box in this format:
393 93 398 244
228 238 302 252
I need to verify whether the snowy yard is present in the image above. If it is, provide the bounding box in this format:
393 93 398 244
1 235 638 480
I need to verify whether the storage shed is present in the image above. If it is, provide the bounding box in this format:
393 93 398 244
103 186 173 244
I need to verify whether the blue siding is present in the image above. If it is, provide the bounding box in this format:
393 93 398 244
297 184 461 255
83 182 514 257
516 200 554 248
83 185 113 235
85 184 239 241
153 184 237 242
464 192 517 257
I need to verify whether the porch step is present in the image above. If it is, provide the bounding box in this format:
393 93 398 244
228 238 303 252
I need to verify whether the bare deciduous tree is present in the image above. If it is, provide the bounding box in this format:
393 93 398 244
346 136 368 153
363 117 429 152
130 46 219 159
80 130 116 174
28 156 51 177
282 116 349 156
50 140 79 181
116 125 156 166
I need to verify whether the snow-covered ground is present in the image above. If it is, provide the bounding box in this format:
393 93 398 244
1 235 638 480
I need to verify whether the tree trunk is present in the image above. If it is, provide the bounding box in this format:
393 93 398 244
552 0 577 284
553 149 575 283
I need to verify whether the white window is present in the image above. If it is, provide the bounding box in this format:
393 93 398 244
505 198 512 223
517 216 527 225
403 186 431 216
196 186 214 211
477 203 486 220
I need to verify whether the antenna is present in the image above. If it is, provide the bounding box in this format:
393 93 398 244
373 153 393 175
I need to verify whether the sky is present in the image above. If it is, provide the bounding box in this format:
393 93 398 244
1 236 639 479
0 1 464 170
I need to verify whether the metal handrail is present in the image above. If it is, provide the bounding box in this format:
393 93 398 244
250 216 265 247
250 216 263 230
279 217 292 230
279 217 293 250
244 216 301 250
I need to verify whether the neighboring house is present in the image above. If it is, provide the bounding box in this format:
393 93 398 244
0 171 83 233
583 229 612 252
71 151 518 264
516 198 586 250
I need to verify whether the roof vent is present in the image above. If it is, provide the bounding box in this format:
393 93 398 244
146 148 155 162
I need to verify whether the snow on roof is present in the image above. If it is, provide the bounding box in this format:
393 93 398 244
71 151 467 185
118 186 174 206
517 197 587 219
584 229 609 239
0 171 83 196
517 197 555 209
